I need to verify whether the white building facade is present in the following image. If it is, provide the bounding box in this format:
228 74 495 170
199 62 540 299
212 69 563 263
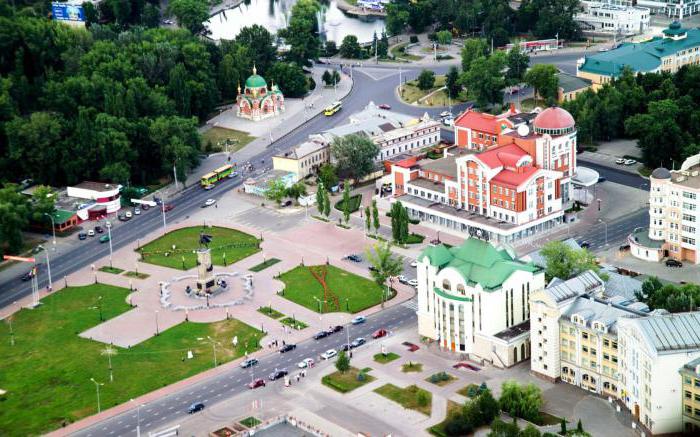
417 238 544 367
576 2 650 36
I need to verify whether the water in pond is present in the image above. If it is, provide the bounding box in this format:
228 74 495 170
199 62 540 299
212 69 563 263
207 0 386 43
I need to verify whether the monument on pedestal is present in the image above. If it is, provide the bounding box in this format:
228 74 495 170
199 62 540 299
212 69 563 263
195 232 216 295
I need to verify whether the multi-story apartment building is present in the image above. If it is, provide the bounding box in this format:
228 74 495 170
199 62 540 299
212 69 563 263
416 238 544 366
531 271 700 435
617 313 700 435
391 106 576 243
575 1 650 36
630 152 700 264
577 21 700 85
680 357 700 433
635 0 700 18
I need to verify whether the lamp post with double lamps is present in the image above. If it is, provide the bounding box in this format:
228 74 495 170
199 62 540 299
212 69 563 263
43 213 56 248
90 378 104 413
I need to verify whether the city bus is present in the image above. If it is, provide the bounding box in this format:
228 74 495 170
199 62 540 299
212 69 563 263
324 101 342 116
200 164 235 188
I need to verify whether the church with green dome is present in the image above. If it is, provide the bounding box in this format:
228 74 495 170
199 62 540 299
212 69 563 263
236 65 285 121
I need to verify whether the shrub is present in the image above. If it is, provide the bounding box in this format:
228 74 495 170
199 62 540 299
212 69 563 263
417 390 430 407
498 380 543 424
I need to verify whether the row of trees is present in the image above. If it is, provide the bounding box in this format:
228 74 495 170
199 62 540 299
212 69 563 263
563 66 700 169
390 201 411 244
338 31 389 60
636 277 700 313
385 0 581 47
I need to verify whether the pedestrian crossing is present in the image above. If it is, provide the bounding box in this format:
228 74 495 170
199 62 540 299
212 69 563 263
402 299 418 311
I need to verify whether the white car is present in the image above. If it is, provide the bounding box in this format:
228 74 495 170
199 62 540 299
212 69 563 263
134 208 141 215
87 229 95 237
624 159 637 165
320 349 337 360
408 279 418 287
615 158 625 165
397 275 408 284
204 184 215 190
125 211 133 218
203 199 216 207
297 358 315 368
105 221 112 228
410 260 418 267
440 111 452 118
442 117 454 126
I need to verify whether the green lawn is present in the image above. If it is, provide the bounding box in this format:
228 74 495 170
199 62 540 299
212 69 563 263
0 284 263 436
201 127 255 153
257 306 284 319
239 416 262 428
99 266 124 274
322 367 375 393
249 258 281 272
374 384 433 416
279 264 385 313
428 400 462 436
399 75 469 106
139 226 261 270
374 352 401 364
401 362 423 373
334 194 363 214
280 316 308 330
390 42 423 61
124 271 149 279
426 372 457 387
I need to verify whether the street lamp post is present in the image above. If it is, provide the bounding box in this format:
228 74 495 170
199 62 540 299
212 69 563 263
90 378 104 413
44 213 56 247
207 336 218 367
39 245 52 291
130 399 144 437
98 296 103 321
155 310 159 335
160 201 167 235
107 224 114 268
599 219 608 246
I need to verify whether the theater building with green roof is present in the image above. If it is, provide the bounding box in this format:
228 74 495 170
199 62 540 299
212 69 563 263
416 238 544 368
577 21 700 86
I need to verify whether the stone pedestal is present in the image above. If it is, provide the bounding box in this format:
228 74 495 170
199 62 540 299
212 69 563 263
196 249 215 293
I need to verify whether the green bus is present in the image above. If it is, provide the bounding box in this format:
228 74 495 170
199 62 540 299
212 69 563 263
200 164 235 188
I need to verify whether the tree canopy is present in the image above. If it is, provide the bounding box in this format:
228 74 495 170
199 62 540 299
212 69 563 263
330 134 379 182
540 241 599 280
636 277 700 313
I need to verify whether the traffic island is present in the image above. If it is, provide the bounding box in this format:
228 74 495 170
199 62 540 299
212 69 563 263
373 352 401 364
373 384 433 416
322 367 376 393
138 226 260 270
0 283 264 436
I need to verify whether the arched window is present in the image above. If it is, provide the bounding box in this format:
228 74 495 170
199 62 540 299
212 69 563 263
583 374 589 381
562 366 569 374
603 382 610 389
456 284 465 295
442 279 451 291
590 377 596 385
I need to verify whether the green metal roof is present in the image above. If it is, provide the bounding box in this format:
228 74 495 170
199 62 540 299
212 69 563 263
579 26 700 77
434 287 473 302
245 74 267 88
419 238 540 291
52 209 75 225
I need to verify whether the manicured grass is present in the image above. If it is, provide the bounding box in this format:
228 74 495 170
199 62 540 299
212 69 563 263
334 194 362 213
390 42 423 61
201 127 255 153
139 226 260 270
99 266 124 274
279 264 385 313
124 271 150 279
322 367 376 393
428 400 462 437
0 283 264 436
280 316 308 330
374 352 401 364
249 258 281 272
257 306 284 319
239 416 262 428
426 371 457 387
535 411 565 426
374 384 433 416
457 383 481 398
402 362 423 373
399 75 469 106
402 233 425 245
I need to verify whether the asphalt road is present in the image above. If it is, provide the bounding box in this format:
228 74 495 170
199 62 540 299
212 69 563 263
74 301 418 437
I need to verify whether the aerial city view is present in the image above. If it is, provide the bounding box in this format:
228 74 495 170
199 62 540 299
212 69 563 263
3 0 700 436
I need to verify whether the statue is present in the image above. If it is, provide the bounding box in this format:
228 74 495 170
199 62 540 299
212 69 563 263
199 232 213 248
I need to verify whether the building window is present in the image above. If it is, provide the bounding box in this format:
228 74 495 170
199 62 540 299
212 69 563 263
442 279 451 291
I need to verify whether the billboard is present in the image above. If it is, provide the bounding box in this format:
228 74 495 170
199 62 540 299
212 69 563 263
51 2 85 22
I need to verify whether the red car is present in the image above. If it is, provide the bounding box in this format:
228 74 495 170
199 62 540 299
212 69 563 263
248 378 266 389
163 204 175 212
372 329 388 339
378 104 391 110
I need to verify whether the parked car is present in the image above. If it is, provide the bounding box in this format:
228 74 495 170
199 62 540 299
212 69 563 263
228 171 238 178
397 275 408 284
163 204 175 212
351 316 366 325
440 111 452 118
248 378 266 389
125 211 133 218
579 241 591 249
666 259 683 268
78 232 87 240
619 244 631 252
410 260 418 267
442 117 454 126
615 158 625 165
624 159 637 165
344 254 362 262
378 104 391 110
94 226 104 234
240 358 259 369
320 349 337 360
202 198 217 208
99 235 110 243
87 229 95 237
269 369 288 381
402 341 420 352
340 343 352 351
407 279 418 287
597 177 607 183
20 271 33 281
372 329 388 339
187 402 205 414
279 343 296 353
351 337 366 348
368 265 378 272
297 358 315 368
313 331 329 340
134 208 141 215
331 325 343 333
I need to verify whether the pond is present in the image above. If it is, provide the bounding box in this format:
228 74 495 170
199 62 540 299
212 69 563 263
206 0 386 43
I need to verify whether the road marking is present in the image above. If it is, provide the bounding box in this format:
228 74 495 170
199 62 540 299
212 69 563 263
145 423 151 427
117 421 122 424
169 406 174 410
210 389 215 393
223 384 228 388
153 412 159 416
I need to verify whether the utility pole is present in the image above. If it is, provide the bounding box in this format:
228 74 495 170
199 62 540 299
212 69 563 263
107 224 114 268
44 213 56 247
39 246 52 291
173 164 179 191
160 200 167 235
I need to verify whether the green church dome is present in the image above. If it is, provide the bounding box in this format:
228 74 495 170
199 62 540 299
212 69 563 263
245 74 267 89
